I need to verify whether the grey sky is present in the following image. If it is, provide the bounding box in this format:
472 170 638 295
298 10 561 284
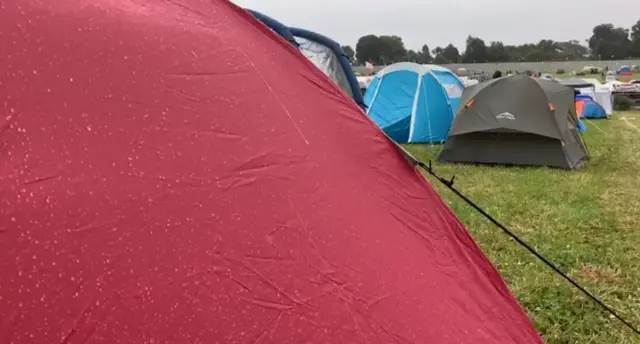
232 0 639 51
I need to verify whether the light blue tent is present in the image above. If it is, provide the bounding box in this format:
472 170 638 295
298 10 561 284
364 63 464 143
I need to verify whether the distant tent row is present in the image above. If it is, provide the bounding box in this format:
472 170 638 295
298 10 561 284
361 64 590 170
242 10 597 170
246 9 365 109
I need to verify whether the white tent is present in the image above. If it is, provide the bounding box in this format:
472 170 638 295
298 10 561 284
594 85 613 115
458 76 479 87
356 76 374 89
578 79 613 115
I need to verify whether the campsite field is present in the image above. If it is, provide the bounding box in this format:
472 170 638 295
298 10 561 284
406 111 640 343
553 73 640 81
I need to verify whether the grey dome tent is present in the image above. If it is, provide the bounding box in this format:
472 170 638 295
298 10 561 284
438 75 589 170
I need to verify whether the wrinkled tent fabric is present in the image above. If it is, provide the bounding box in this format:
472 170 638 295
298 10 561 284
439 75 589 169
0 1 543 343
364 62 465 143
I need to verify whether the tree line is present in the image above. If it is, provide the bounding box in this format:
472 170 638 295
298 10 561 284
340 19 640 65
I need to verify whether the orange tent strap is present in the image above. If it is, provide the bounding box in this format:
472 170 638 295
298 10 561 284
548 103 555 111
465 99 475 108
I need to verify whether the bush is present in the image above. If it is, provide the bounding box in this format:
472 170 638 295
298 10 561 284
614 95 633 111
492 70 503 79
589 68 600 74
576 71 586 76
556 68 565 74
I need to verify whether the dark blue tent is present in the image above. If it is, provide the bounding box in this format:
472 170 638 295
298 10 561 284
246 9 365 109
289 27 365 109
245 9 298 48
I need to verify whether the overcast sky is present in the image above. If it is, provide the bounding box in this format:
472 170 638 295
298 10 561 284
232 0 639 50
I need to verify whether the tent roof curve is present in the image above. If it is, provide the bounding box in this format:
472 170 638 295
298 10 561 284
560 78 594 88
376 62 459 79
245 9 298 47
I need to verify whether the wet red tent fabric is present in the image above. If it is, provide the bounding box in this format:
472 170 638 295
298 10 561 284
0 1 543 343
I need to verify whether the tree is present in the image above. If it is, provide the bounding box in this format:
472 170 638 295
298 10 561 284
433 54 448 64
378 35 408 64
462 36 489 63
588 24 631 60
530 39 560 61
431 46 449 64
354 35 407 65
556 40 590 60
487 41 508 62
632 19 640 41
442 44 461 63
341 45 355 61
355 35 382 65
631 19 640 57
632 40 640 58
504 45 525 62
419 44 432 63
406 50 421 63
521 43 541 61
352 17 640 67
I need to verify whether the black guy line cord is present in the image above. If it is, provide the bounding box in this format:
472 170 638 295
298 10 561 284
415 159 640 336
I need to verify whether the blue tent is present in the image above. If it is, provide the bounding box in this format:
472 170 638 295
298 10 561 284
289 27 365 109
576 94 608 119
577 119 587 133
245 10 365 109
617 65 632 75
363 62 464 143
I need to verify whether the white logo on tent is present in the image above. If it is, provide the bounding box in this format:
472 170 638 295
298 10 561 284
496 112 515 120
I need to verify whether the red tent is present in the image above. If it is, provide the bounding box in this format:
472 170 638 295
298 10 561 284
0 1 543 343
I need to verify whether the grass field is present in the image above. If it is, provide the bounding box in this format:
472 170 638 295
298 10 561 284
406 112 640 343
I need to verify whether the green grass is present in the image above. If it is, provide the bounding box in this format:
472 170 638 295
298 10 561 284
406 112 640 343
